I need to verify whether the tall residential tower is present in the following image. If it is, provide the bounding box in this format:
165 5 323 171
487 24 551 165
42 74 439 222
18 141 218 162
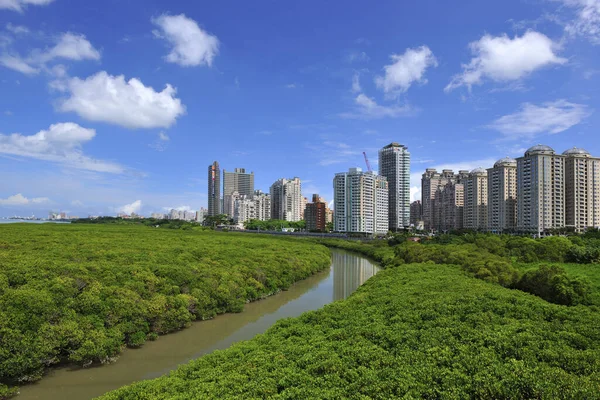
378 143 411 231
333 168 389 235
223 168 254 218
487 157 517 233
270 177 303 221
563 147 600 232
207 161 221 216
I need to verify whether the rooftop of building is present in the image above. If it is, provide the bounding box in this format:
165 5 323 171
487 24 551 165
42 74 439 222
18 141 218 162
562 147 591 157
470 167 488 175
494 157 517 168
525 144 555 155
382 142 406 149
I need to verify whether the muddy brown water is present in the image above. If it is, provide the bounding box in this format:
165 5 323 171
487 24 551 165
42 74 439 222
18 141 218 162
16 250 380 400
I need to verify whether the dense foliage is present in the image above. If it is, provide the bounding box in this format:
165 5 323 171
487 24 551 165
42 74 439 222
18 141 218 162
101 263 600 399
244 219 306 231
72 217 204 230
319 235 599 307
0 224 331 393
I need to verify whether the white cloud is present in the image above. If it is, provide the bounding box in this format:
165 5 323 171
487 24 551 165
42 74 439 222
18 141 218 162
0 122 125 173
285 83 298 89
158 131 170 141
0 193 49 206
0 54 38 74
6 23 29 35
487 100 590 139
1 32 99 75
119 200 142 215
152 14 219 67
340 94 413 119
0 0 54 12
351 73 361 93
445 31 567 92
561 0 600 44
345 51 370 63
375 46 437 96
55 71 186 129
40 32 101 62
163 205 193 212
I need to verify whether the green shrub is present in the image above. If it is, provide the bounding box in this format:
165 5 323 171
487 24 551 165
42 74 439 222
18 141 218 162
515 265 592 306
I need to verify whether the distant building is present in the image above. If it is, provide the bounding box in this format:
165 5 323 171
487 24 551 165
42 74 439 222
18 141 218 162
463 168 488 230
270 177 302 221
196 208 208 224
333 168 389 235
234 195 256 225
223 168 255 218
305 194 327 232
434 182 464 232
410 200 422 227
208 161 221 217
151 213 165 219
563 147 600 232
300 196 308 220
253 190 271 221
517 145 565 234
379 142 411 231
422 169 469 232
488 157 517 233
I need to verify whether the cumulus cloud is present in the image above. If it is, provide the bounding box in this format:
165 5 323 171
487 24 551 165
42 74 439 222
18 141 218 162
152 14 219 67
0 193 49 206
1 32 99 75
5 23 29 35
0 0 54 12
163 205 193 212
340 94 413 119
119 200 142 215
375 46 437 96
158 131 170 141
351 73 361 93
0 54 38 74
39 32 101 62
561 0 600 44
445 31 567 92
487 100 590 139
55 71 186 129
0 122 124 173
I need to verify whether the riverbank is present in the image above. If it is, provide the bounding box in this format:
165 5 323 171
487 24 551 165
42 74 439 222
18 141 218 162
16 250 380 400
100 262 600 399
0 225 331 398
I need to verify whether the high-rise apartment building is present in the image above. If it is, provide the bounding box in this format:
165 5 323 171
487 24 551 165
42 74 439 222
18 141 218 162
223 168 254 218
333 168 389 235
563 147 600 232
304 194 327 232
422 169 469 231
378 143 411 231
463 168 488 230
253 190 272 221
434 182 464 232
208 161 221 216
234 195 256 225
488 157 517 233
517 145 565 234
270 177 303 221
410 200 422 227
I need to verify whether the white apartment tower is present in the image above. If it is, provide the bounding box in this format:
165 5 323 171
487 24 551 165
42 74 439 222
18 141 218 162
563 147 600 232
333 168 389 235
487 157 517 233
253 190 272 221
378 143 411 231
223 168 255 218
517 145 565 234
270 177 303 221
463 168 488 230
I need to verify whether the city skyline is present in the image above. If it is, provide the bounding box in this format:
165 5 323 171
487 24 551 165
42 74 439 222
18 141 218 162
1 0 599 217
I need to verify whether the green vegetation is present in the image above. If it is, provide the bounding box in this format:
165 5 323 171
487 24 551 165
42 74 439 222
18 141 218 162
72 216 204 230
244 219 306 231
318 234 600 307
0 224 331 394
100 263 600 399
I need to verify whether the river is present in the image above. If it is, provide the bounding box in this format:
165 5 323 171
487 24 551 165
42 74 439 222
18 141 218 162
16 249 380 400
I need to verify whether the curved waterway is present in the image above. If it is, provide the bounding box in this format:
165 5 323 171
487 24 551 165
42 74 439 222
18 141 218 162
17 250 380 400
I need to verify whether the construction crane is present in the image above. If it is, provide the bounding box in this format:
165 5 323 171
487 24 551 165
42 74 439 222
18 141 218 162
363 152 372 172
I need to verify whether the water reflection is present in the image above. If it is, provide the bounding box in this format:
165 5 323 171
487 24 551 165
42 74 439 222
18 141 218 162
17 249 379 400
333 251 379 301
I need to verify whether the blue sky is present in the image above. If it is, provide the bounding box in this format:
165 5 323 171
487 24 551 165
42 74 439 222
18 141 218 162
0 0 598 217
